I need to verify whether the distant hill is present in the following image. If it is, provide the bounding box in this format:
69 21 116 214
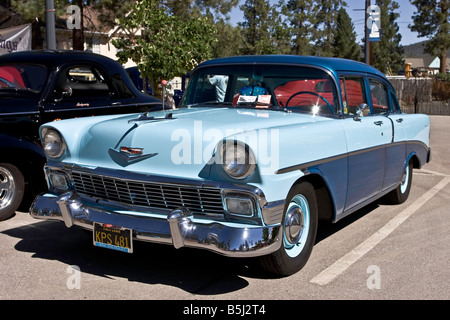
403 41 427 58
403 41 450 59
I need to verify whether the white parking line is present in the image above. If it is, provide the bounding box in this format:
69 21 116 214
415 169 450 177
310 175 450 286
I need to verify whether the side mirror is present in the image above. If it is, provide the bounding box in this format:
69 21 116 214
354 103 369 121
53 86 73 103
62 86 73 98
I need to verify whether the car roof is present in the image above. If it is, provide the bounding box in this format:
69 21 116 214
198 55 386 78
0 50 122 71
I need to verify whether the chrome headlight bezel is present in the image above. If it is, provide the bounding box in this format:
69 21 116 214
219 140 256 180
41 127 67 159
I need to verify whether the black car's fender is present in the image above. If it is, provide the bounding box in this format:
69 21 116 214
0 134 47 204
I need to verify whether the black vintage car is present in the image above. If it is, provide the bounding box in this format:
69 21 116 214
0 50 162 220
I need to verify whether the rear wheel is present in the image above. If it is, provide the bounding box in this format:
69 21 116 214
259 181 318 276
386 159 413 204
0 163 25 221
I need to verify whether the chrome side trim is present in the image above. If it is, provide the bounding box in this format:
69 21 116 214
275 140 429 175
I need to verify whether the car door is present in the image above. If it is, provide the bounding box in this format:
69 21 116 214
384 88 407 190
41 64 119 122
340 76 393 212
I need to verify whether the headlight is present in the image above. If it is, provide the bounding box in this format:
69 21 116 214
220 141 256 179
42 128 67 158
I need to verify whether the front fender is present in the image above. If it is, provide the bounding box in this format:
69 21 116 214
0 134 47 195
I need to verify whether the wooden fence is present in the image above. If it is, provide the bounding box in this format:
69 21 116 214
387 77 450 115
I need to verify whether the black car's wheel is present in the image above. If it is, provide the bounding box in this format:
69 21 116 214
259 181 318 276
385 159 413 204
0 163 25 221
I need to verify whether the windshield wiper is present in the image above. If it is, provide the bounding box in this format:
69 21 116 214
234 102 291 113
236 101 271 107
187 101 233 107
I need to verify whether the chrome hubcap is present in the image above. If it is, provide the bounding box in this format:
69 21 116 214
400 162 410 194
283 194 310 258
0 167 15 209
285 206 304 245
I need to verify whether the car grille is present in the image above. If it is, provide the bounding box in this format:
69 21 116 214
71 171 225 216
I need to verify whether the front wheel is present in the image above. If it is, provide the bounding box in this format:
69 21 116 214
259 181 318 276
0 163 25 221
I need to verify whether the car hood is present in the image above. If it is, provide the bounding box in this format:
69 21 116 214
50 107 330 179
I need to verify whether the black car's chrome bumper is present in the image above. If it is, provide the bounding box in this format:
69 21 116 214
30 191 283 258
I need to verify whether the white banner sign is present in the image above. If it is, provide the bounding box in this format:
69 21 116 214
367 5 381 42
0 24 32 54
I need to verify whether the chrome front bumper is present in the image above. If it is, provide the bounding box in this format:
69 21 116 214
30 191 283 258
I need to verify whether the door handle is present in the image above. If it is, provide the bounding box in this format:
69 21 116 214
374 121 383 126
396 118 404 123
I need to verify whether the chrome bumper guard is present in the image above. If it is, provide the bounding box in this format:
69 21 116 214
30 191 282 258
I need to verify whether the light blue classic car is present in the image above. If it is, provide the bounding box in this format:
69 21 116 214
30 56 431 276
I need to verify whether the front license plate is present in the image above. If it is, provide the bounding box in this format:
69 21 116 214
93 223 133 253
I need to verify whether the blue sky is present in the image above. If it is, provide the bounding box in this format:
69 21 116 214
229 0 422 46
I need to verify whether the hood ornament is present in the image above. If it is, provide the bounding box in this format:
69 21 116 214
120 146 144 155
108 146 158 166
128 112 175 124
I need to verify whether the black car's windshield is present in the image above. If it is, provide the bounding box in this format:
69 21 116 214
180 64 338 115
0 64 47 93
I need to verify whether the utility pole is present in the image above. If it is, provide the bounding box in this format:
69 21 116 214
45 0 56 49
364 0 370 64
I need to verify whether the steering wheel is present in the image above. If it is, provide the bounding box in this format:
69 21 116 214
0 77 15 88
285 91 333 113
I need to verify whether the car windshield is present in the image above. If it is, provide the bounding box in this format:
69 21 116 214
0 64 47 93
180 64 338 115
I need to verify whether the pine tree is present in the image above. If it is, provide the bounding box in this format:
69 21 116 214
238 0 278 55
409 0 449 74
283 0 320 56
93 0 135 29
314 0 347 57
332 7 361 61
371 0 404 74
271 1 292 54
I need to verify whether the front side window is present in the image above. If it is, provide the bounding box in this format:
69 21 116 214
181 65 338 115
0 64 47 92
339 76 366 116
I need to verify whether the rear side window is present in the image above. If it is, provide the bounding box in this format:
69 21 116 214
369 79 389 114
55 65 111 98
390 90 401 112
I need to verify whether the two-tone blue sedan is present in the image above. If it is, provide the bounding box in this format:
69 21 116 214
30 56 431 276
